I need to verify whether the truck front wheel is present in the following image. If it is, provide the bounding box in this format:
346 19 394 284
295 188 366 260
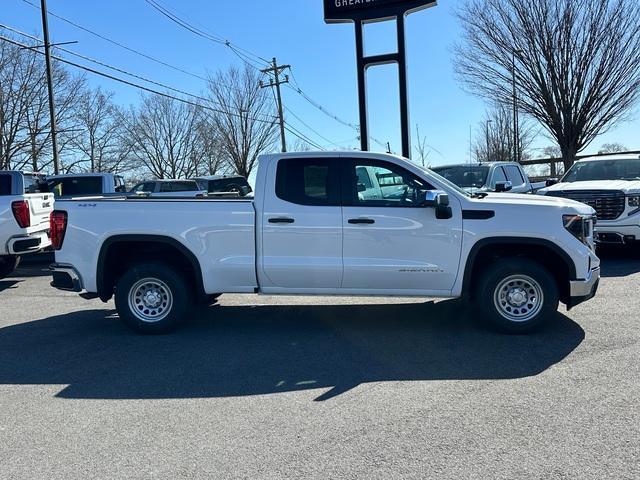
115 262 191 334
477 258 559 333
0 256 20 280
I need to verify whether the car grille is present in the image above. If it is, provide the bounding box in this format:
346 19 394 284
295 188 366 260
547 190 626 220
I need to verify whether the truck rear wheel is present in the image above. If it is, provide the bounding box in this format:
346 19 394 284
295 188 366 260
115 262 191 334
0 256 20 280
477 258 559 333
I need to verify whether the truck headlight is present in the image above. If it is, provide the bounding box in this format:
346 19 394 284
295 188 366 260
563 214 592 245
628 195 640 207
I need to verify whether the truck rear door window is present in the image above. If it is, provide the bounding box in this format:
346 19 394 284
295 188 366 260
49 177 103 197
0 175 11 195
275 158 340 206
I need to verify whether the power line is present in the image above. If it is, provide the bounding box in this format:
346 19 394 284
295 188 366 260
143 0 270 70
284 124 325 151
14 1 350 152
0 34 279 126
10 5 262 100
0 25 280 124
287 67 389 150
284 106 346 149
19 0 211 83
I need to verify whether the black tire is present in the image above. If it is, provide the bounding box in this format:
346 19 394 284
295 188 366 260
477 258 559 334
115 262 191 334
0 256 20 280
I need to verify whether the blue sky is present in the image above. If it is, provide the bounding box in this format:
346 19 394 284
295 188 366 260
3 0 638 167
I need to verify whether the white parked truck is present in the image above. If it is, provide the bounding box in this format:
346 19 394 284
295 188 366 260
0 171 54 279
538 154 640 246
50 152 600 334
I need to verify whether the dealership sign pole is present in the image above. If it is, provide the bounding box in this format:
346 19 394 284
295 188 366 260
324 0 437 158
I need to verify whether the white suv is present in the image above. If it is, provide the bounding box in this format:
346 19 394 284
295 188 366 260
538 154 640 245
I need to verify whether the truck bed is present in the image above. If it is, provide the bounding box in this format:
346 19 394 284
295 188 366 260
54 196 258 295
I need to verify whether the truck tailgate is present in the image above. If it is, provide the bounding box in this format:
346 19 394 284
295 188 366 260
26 193 54 229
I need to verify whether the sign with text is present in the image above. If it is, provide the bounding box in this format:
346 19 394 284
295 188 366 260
324 0 437 23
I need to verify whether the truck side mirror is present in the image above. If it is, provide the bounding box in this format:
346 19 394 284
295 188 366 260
546 178 559 187
357 182 367 193
424 190 453 219
495 181 513 193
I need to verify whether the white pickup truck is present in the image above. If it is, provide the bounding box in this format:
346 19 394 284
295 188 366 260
50 152 600 334
538 154 640 246
0 171 54 279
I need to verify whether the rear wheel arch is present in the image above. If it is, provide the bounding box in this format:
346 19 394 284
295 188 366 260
96 235 206 302
462 237 576 304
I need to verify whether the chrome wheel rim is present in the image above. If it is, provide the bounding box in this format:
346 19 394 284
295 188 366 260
493 275 544 323
128 278 173 323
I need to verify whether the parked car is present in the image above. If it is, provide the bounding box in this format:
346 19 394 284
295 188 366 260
431 162 544 194
50 152 600 334
47 173 126 198
130 180 206 197
0 171 54 279
538 154 640 246
194 175 252 197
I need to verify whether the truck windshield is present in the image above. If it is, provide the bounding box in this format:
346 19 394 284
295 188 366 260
562 159 640 182
431 166 490 189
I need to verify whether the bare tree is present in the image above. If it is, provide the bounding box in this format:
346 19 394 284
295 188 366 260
0 40 37 170
455 0 640 170
70 88 129 173
206 65 278 178
414 124 431 167
125 94 204 179
474 103 537 162
23 59 86 172
598 143 628 154
195 119 229 176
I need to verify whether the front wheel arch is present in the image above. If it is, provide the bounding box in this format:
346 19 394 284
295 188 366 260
462 238 574 304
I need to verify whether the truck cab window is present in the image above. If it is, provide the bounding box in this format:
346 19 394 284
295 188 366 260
504 165 526 187
0 175 12 195
275 158 340 206
493 167 508 185
347 160 432 207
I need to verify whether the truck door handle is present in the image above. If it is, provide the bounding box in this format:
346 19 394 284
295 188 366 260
348 218 375 225
269 217 295 224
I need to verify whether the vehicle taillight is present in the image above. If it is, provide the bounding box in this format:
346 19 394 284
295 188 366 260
50 210 68 250
11 200 31 228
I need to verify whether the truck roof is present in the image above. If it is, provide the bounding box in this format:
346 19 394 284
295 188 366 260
431 162 520 169
47 173 122 179
576 154 640 163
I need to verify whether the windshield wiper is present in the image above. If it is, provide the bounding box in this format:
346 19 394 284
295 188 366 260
471 192 489 199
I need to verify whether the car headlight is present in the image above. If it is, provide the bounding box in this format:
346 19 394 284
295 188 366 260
628 195 640 207
563 214 594 245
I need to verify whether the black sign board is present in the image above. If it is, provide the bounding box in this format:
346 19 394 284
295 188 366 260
324 0 436 23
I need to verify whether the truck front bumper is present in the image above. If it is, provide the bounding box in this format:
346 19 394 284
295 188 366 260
567 267 600 310
50 264 83 292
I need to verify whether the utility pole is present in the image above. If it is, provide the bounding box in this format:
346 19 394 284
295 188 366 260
260 58 290 153
40 0 60 175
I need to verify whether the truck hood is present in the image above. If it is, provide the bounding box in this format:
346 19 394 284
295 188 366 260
539 180 640 195
472 192 595 215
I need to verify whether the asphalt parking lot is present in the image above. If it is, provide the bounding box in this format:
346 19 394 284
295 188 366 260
0 250 639 480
